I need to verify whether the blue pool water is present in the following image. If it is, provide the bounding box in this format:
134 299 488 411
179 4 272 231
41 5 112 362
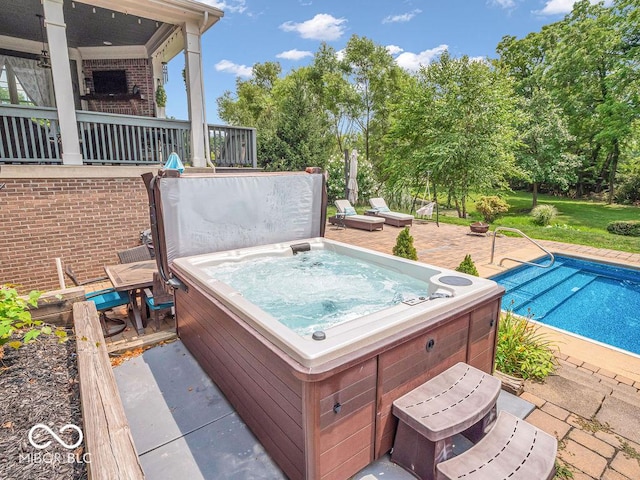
492 255 640 356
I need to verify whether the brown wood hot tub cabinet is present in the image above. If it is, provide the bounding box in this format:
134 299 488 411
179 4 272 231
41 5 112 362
174 281 502 480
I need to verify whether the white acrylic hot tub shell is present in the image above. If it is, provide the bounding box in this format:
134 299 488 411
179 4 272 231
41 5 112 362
171 238 499 368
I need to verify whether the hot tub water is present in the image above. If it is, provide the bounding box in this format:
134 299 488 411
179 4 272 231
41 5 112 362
204 250 429 335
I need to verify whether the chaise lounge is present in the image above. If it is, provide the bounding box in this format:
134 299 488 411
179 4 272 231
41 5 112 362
329 199 385 231
369 198 414 227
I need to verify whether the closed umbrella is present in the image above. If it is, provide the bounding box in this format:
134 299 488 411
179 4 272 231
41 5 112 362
347 149 358 204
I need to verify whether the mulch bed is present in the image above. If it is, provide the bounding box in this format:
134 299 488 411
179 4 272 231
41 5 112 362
0 331 87 480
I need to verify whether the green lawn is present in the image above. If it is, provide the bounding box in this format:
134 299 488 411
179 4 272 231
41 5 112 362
434 191 640 253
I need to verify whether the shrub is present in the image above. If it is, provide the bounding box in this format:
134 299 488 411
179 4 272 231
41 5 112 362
475 196 509 223
456 254 479 276
393 227 418 260
531 204 558 226
614 164 640 204
495 309 557 380
0 286 67 360
607 220 640 237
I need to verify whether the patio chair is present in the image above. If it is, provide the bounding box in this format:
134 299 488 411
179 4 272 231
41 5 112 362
117 244 153 264
64 265 128 338
328 199 385 231
142 271 174 330
369 198 414 227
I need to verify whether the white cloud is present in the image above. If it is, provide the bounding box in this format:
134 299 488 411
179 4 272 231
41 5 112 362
336 49 346 61
469 56 487 63
489 0 516 8
215 59 253 77
395 44 448 72
276 49 313 61
382 9 422 24
386 45 404 56
280 14 347 41
200 0 247 14
535 0 613 15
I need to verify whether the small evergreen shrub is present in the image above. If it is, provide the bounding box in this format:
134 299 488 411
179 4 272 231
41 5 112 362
393 227 418 260
495 309 557 380
607 220 640 237
475 196 509 223
531 204 558 226
456 254 479 276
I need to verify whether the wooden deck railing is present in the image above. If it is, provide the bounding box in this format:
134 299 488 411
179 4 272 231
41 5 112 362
0 105 257 167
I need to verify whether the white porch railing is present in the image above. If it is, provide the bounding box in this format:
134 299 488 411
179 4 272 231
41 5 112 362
0 105 257 167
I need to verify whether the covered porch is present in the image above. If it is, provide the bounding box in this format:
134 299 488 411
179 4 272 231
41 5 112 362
0 0 256 167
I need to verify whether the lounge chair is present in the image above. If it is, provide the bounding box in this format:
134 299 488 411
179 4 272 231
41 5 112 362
369 198 414 227
329 199 385 231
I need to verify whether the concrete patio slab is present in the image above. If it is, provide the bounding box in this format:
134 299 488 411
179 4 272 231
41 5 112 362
139 412 284 480
114 340 234 454
114 339 534 480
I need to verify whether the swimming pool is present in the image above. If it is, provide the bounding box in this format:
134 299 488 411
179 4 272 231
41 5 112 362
492 255 640 356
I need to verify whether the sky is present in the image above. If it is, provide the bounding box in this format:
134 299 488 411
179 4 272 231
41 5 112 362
164 0 611 124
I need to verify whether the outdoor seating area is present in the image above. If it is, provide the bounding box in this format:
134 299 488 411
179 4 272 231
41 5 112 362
369 197 414 227
328 199 386 231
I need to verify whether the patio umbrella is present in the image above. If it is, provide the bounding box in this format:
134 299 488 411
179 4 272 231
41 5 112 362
347 149 358 204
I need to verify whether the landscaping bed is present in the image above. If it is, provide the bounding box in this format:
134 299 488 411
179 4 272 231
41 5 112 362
0 330 87 480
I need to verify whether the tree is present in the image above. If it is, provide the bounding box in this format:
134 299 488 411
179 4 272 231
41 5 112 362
545 0 638 202
264 68 333 171
308 43 359 154
385 52 520 218
515 89 578 207
342 35 403 168
497 32 578 207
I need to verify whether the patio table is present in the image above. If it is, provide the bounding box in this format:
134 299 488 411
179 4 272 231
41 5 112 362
104 260 157 336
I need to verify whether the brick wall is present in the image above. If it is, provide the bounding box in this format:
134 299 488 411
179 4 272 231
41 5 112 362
83 58 155 117
0 166 155 292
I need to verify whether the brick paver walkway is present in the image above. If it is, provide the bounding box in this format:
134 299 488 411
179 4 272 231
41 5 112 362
326 220 640 480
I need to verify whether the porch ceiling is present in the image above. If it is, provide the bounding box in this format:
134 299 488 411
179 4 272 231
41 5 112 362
0 0 222 49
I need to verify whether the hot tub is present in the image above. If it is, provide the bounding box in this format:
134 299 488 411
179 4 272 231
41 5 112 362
172 237 499 369
145 172 504 480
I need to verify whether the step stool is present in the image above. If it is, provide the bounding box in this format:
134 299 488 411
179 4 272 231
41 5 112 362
391 362 501 480
436 411 557 480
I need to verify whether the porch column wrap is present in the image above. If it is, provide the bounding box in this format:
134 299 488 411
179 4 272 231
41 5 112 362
183 21 208 168
43 0 82 165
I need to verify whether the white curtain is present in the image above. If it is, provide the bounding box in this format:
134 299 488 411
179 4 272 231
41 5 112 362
0 55 53 107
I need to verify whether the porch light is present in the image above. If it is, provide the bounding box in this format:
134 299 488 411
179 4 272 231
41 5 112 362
36 14 51 69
